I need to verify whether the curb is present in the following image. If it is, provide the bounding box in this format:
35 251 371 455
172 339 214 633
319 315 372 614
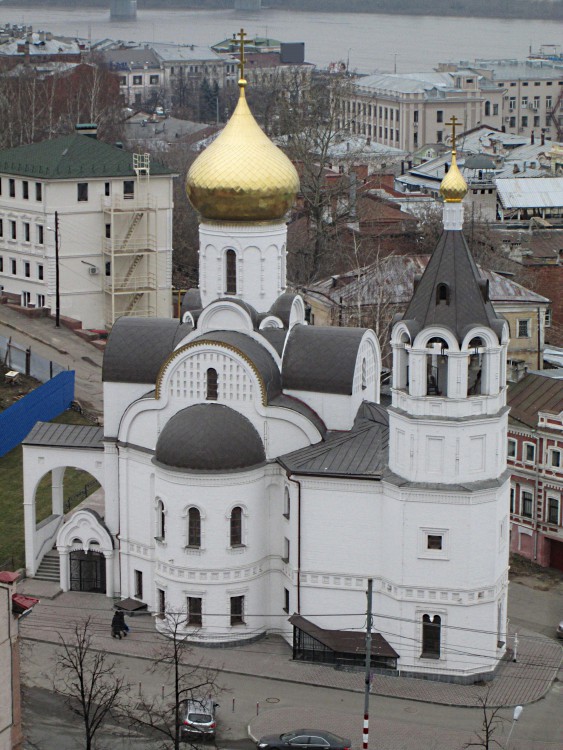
0 318 69 356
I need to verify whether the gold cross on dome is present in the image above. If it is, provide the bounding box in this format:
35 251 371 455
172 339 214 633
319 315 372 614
234 28 247 81
446 115 460 154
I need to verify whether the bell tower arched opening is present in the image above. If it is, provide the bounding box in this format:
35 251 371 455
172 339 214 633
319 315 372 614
425 337 449 396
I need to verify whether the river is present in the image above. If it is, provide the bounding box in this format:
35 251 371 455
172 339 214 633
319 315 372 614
1 6 559 73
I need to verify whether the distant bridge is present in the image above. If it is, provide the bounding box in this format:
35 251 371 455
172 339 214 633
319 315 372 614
234 0 262 10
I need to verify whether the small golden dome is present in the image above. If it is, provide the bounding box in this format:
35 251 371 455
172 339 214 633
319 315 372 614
440 152 468 203
186 82 299 222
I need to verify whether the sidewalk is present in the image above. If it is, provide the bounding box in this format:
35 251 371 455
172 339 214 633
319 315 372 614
0 304 103 416
17 587 562 709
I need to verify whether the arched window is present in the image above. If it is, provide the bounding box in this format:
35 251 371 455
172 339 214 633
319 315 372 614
421 614 441 658
436 283 450 305
426 338 448 396
157 499 165 540
187 507 201 548
485 100 491 116
206 368 218 400
283 487 291 519
230 506 243 547
467 337 484 396
225 249 237 294
361 358 367 390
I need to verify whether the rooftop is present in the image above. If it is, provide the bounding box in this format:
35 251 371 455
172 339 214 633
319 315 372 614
508 372 563 429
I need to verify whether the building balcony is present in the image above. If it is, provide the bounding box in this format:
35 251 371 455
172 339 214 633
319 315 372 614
102 236 157 255
104 273 156 293
102 195 157 212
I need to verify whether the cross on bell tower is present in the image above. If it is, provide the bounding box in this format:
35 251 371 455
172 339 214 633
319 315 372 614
445 115 461 153
233 28 247 84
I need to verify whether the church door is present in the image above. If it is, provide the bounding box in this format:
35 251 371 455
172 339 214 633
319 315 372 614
70 550 106 593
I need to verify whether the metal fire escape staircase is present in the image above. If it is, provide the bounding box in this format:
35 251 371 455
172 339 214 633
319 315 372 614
548 88 563 141
103 154 159 326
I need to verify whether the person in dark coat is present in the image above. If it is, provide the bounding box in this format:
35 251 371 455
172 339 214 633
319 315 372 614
111 611 122 639
116 609 130 636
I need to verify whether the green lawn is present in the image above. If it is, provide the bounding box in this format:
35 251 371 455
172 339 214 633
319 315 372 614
0 410 100 570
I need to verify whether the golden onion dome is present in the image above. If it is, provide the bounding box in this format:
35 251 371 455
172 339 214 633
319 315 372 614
186 81 299 222
439 152 468 203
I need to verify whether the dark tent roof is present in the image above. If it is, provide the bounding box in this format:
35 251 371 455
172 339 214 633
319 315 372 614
289 615 399 658
282 324 367 394
401 230 504 343
102 318 192 383
191 330 281 402
155 403 265 471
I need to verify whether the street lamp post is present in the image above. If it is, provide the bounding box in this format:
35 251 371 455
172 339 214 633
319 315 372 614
505 705 523 749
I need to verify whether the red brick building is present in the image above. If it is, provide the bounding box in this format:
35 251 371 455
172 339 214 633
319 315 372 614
507 372 563 570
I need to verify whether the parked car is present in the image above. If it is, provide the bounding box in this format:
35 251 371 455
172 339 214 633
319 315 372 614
180 698 218 740
257 730 351 750
557 620 563 639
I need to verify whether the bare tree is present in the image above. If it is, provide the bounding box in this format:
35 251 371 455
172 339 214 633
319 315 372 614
123 612 219 750
464 692 507 750
54 617 126 750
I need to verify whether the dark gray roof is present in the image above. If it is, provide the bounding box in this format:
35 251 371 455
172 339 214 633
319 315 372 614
269 393 327 438
282 324 367 395
464 154 496 170
23 422 104 448
103 318 191 383
289 614 399 658
507 372 563 429
191 330 281 402
401 230 504 343
155 404 265 471
279 402 388 478
180 288 202 316
214 298 260 327
269 293 299 327
259 328 288 356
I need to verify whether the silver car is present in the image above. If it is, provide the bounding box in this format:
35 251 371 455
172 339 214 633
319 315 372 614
180 698 218 741
557 620 563 639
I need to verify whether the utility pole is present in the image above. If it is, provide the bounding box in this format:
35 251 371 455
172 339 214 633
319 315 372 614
54 211 60 328
363 578 373 750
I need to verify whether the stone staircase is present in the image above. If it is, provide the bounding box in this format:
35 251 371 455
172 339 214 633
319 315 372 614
35 549 60 582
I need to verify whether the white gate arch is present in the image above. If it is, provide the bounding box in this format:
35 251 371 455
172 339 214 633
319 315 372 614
56 509 115 597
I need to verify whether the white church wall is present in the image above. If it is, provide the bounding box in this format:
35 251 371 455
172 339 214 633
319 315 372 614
283 391 356 431
103 382 155 437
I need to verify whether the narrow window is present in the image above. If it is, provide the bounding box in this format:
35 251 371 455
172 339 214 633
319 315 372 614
10 221 16 240
547 497 559 525
507 439 516 458
11 259 16 274
230 506 243 546
134 570 143 599
22 180 29 199
187 596 202 626
77 182 88 202
525 443 535 463
283 487 290 519
522 491 533 518
551 450 561 468
37 294 45 308
35 182 42 201
0 219 3 237
24 262 30 278
188 507 201 548
24 222 30 243
283 537 290 563
105 223 111 239
9 179 15 198
104 182 110 196
436 110 443 123
421 614 441 658
361 358 367 390
283 588 290 613
436 283 449 304
123 180 135 199
230 595 245 625
37 225 44 245
427 534 443 550
518 319 530 338
510 487 515 514
157 588 166 618
206 368 218 400
157 499 166 539
0 256 3 272
225 249 237 294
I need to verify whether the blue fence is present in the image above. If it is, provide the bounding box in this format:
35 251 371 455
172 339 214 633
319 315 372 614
0 370 75 457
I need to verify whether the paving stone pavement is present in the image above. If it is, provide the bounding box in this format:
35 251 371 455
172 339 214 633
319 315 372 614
18 588 562 710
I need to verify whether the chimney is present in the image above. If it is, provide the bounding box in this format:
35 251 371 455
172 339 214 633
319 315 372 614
531 131 535 145
541 131 545 146
75 123 98 138
348 172 357 222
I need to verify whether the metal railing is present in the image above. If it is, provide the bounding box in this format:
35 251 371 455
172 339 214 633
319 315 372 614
104 273 157 292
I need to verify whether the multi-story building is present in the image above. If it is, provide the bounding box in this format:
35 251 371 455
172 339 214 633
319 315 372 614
0 126 176 329
439 59 563 142
340 70 504 152
507 371 563 570
104 47 163 107
151 43 231 102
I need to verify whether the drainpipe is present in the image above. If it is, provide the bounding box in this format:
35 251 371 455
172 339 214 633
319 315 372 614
537 305 541 370
533 432 540 562
288 475 302 613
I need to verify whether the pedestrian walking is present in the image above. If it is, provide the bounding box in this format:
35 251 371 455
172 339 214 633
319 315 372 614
116 609 130 637
111 611 122 639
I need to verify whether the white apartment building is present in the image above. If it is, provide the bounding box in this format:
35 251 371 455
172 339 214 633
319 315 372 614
0 126 176 329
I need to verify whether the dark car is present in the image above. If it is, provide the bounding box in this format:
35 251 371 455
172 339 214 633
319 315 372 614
257 730 351 750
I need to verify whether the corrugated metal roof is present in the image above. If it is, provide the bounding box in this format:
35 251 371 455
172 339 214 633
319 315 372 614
497 178 563 209
508 372 563 428
23 422 104 449
289 615 399 658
